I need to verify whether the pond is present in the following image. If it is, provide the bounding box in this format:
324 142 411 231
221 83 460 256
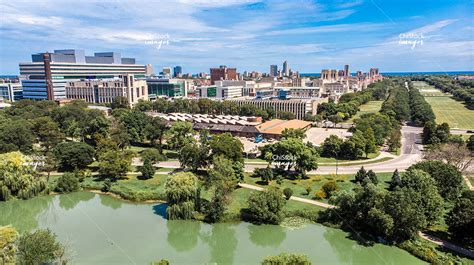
0 192 425 264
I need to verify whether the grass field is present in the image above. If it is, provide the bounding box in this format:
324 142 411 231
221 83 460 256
243 172 393 203
348 100 383 122
412 81 474 129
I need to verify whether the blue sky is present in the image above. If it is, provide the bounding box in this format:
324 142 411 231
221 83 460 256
0 0 473 74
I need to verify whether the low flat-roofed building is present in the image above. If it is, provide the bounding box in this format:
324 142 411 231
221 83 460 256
256 119 312 139
66 74 147 107
228 97 327 120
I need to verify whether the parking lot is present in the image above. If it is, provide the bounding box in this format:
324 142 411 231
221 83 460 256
304 127 352 145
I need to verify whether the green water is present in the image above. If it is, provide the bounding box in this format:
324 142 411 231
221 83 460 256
0 192 425 265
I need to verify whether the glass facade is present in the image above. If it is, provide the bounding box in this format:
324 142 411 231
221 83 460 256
147 82 184 98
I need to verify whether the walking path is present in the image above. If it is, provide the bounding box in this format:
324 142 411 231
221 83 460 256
463 175 474 191
418 232 474 259
238 182 473 259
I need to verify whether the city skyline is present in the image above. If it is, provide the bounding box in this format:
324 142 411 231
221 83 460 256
1 0 473 75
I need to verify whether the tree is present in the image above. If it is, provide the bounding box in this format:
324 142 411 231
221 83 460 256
37 152 58 182
261 253 311 265
446 191 474 245
424 143 473 172
17 229 67 265
111 96 129 109
246 187 286 224
281 128 306 140
408 161 463 201
328 114 343 127
389 169 402 191
0 119 35 154
283 188 293 200
144 117 168 150
209 133 244 163
55 172 80 193
321 135 343 158
354 167 367 183
0 152 47 201
139 158 155 179
399 169 444 225
110 122 130 150
165 172 198 220
467 135 474 152
32 116 63 152
0 225 18 264
363 128 377 157
166 121 195 150
179 141 209 171
252 167 274 185
98 150 134 180
277 111 295 120
54 142 95 170
118 110 151 143
141 148 166 164
206 156 238 222
260 138 318 175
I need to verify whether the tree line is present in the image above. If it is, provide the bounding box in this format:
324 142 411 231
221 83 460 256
309 81 387 125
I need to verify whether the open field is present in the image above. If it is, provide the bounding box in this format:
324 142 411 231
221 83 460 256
412 81 474 129
348 100 384 122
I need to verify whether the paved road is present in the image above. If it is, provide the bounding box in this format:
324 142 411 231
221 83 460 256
156 126 424 174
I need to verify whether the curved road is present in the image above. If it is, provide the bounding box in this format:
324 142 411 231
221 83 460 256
156 126 424 174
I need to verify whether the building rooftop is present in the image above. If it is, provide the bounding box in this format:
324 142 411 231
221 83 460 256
256 119 312 135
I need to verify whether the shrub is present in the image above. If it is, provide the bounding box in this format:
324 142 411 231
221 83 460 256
261 253 312 265
305 185 312 195
55 172 79 193
283 188 293 200
314 189 327 200
102 179 112 192
247 187 286 224
322 181 339 198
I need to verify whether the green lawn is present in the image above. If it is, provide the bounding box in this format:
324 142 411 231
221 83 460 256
412 81 474 129
243 172 393 203
348 100 384 122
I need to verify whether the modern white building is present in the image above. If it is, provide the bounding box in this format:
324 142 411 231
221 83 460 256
0 83 23 102
19 49 146 100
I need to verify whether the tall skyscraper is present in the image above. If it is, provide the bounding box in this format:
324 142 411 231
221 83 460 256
344 65 350 77
210 65 237 84
173 66 182 77
282 60 289 76
270 65 278 77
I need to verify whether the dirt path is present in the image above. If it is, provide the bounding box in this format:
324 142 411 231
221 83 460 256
463 175 474 191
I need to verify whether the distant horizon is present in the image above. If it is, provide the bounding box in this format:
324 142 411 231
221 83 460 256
1 70 473 78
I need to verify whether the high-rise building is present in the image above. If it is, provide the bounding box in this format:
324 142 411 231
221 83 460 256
282 61 289 76
162 67 172 76
344 65 350 77
270 65 278 77
19 49 145 100
173 66 182 77
210 65 237 84
145 64 154 75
